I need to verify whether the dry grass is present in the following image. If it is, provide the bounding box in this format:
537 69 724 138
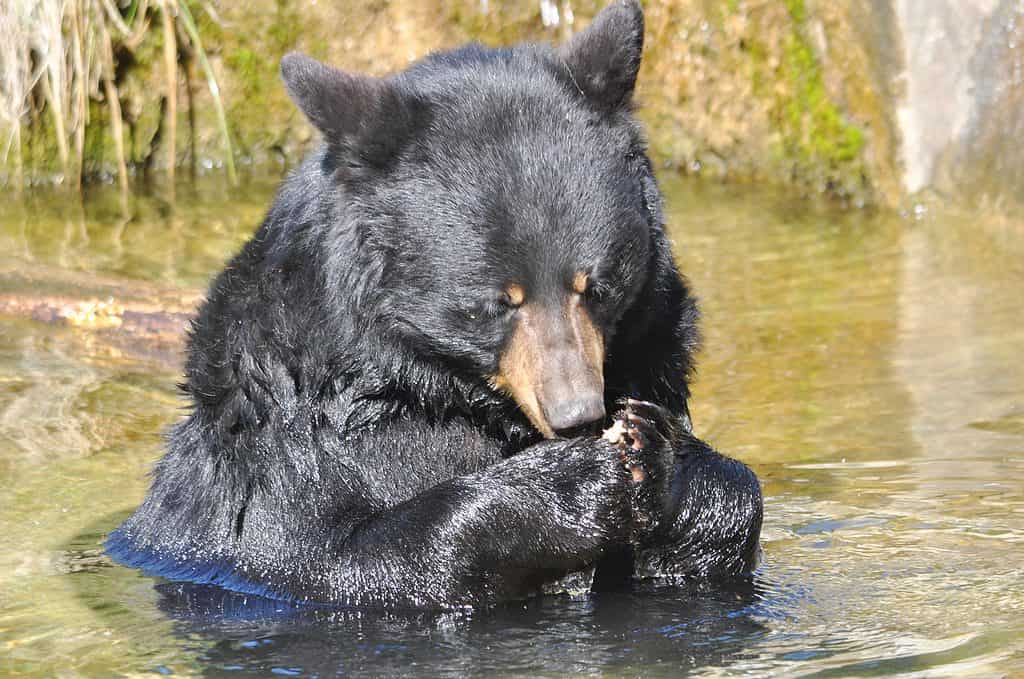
0 0 235 190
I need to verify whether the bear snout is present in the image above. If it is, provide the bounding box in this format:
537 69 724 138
544 392 606 437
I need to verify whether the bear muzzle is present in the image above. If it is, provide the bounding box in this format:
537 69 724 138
491 296 605 438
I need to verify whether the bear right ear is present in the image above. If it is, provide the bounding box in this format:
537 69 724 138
281 53 420 170
557 0 644 111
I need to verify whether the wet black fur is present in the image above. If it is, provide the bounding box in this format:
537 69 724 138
107 0 762 608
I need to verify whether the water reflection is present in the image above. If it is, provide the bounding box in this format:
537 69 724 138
142 580 773 677
1 175 1022 676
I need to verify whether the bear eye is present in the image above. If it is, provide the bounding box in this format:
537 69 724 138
584 277 609 305
467 289 521 323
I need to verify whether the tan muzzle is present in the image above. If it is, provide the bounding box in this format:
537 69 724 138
490 294 605 438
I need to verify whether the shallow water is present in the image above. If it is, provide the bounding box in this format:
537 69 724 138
1 174 1022 677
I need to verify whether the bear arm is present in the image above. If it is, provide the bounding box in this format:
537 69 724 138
633 433 763 580
321 436 632 607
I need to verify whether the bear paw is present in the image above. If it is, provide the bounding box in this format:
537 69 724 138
602 398 678 541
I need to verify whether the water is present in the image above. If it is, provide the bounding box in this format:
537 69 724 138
1 174 1022 676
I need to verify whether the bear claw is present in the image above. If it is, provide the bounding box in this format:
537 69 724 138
603 399 673 483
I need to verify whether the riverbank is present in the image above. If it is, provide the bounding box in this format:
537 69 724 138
2 1 1022 214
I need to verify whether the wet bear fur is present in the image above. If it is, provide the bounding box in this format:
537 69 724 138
107 0 762 608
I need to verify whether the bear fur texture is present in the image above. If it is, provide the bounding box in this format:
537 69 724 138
106 0 763 609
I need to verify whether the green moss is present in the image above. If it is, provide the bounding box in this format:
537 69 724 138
226 48 267 97
82 100 111 175
773 2 865 180
213 0 306 155
307 38 329 60
784 0 807 24
20 113 65 179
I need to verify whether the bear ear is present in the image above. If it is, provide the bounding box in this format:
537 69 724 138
557 0 644 111
281 53 420 170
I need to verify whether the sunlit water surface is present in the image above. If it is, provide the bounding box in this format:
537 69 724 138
1 174 1022 677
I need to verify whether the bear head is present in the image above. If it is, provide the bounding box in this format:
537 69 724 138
281 1 672 439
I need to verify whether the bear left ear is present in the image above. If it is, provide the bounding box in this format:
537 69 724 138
557 0 644 111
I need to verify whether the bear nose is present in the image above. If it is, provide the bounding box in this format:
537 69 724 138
547 395 606 437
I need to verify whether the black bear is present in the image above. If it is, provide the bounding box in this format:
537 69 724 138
107 0 762 608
